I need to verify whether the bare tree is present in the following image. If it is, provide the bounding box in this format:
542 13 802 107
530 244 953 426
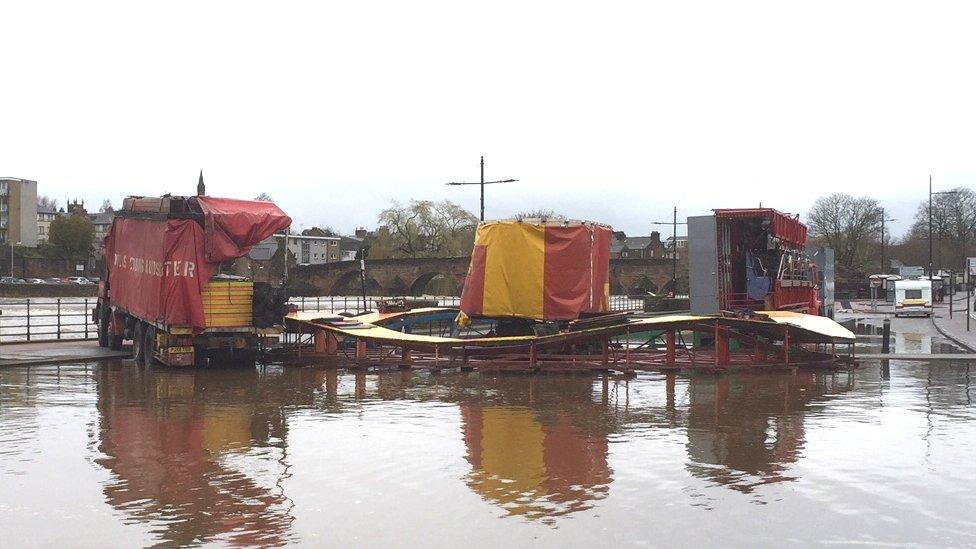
38 195 58 210
99 199 114 212
807 193 882 279
512 209 565 221
254 193 273 202
377 199 478 258
907 187 976 270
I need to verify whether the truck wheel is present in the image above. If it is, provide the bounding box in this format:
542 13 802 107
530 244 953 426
97 307 110 348
143 325 157 366
132 322 146 364
108 314 124 351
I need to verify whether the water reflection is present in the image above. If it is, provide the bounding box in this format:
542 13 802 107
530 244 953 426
2 359 974 546
683 372 851 492
94 367 306 547
459 379 614 520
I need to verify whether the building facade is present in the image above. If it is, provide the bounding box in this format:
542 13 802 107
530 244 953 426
0 178 39 247
91 210 115 249
36 204 57 243
611 231 666 259
276 234 342 265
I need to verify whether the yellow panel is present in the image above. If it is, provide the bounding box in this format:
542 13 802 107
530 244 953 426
203 280 253 329
480 222 545 318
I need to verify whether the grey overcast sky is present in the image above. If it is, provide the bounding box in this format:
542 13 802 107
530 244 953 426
3 1 975 237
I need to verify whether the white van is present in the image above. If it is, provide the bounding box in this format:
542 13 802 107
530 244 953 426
894 279 932 317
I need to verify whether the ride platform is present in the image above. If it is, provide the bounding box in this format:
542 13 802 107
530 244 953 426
280 307 857 374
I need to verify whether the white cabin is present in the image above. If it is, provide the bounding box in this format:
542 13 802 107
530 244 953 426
893 279 932 317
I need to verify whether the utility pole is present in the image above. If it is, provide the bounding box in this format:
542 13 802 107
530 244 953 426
480 156 485 222
651 207 687 297
879 208 895 274
672 206 678 290
928 175 932 278
929 176 957 279
446 157 518 222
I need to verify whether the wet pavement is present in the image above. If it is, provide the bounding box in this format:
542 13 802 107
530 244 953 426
0 340 128 367
2 354 975 547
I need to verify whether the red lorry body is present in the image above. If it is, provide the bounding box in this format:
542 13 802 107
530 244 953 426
99 196 291 366
104 197 290 331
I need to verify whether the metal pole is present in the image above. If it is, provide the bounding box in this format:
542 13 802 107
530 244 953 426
880 208 885 274
950 270 954 319
480 155 485 222
928 175 933 278
968 275 971 332
881 318 890 354
672 206 678 296
360 258 368 312
9 242 13 277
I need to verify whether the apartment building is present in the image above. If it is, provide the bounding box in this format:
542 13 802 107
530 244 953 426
0 177 39 247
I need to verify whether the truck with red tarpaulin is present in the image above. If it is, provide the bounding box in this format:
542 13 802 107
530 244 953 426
95 194 292 366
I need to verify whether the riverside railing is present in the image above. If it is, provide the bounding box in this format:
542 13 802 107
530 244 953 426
0 298 96 343
0 295 648 343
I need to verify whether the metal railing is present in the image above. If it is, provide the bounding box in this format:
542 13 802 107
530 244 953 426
0 294 649 344
290 295 647 314
0 298 96 343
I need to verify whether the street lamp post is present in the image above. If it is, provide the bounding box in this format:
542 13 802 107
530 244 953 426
879 208 895 274
9 241 20 278
928 175 957 278
446 156 519 222
651 207 687 297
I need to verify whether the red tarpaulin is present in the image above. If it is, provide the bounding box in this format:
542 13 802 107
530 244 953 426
459 220 612 322
195 196 292 262
105 197 292 330
105 218 218 330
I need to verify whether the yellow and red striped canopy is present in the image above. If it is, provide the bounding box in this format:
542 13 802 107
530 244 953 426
459 220 612 322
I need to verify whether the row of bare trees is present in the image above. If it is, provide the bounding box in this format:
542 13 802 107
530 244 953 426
807 188 976 280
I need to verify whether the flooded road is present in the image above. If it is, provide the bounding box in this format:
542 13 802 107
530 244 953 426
2 360 975 547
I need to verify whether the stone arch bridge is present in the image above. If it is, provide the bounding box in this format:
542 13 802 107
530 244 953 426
289 257 685 296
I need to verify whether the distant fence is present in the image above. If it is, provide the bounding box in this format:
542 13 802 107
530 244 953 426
0 295 647 344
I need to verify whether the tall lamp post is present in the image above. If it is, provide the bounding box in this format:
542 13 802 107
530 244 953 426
879 208 896 274
928 175 957 278
446 156 519 222
9 241 21 278
651 207 687 297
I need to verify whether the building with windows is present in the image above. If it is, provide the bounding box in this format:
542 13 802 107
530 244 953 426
275 234 342 265
0 177 38 247
611 231 666 259
665 235 688 259
91 210 115 249
37 204 57 243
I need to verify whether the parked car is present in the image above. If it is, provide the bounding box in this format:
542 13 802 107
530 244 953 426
0 277 27 284
66 277 95 284
25 278 45 284
43 278 65 284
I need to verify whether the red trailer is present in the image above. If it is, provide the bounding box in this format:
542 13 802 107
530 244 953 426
95 194 292 366
712 208 822 314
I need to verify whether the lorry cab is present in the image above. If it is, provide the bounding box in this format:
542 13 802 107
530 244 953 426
893 279 932 317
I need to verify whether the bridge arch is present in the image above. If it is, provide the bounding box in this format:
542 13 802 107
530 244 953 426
328 270 382 296
409 272 462 296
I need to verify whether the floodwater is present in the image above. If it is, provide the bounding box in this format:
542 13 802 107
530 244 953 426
2 360 975 547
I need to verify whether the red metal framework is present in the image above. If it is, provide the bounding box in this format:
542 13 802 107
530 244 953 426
714 208 820 314
714 208 807 249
